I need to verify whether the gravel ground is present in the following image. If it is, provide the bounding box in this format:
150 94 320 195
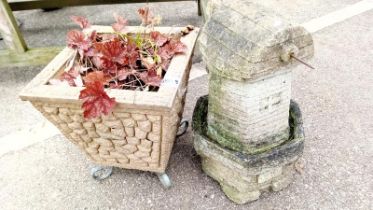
0 1 372 209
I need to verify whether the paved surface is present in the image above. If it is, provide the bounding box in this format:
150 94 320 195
0 1 372 209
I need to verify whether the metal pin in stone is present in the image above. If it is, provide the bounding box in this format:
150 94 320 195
290 54 315 69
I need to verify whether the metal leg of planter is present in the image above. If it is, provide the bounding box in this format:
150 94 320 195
156 173 172 188
90 166 113 180
176 119 189 137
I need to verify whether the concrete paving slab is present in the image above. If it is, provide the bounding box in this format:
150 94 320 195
0 120 59 157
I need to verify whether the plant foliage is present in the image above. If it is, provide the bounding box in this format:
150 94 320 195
49 7 194 119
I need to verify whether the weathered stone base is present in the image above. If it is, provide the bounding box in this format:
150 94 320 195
207 69 292 154
192 95 305 204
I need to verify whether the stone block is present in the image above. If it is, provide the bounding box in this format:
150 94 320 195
94 138 113 148
95 123 109 133
117 157 129 164
271 173 293 192
73 129 87 135
101 113 116 121
122 144 137 154
71 114 83 122
77 141 87 148
59 113 73 123
59 107 70 114
87 130 99 138
43 106 58 114
96 131 116 139
135 127 147 139
125 127 135 137
85 147 98 155
202 158 258 193
98 148 110 155
113 112 131 118
109 151 126 159
127 137 140 145
138 120 152 132
103 120 123 129
59 123 72 133
127 154 140 161
68 122 83 130
257 167 283 184
131 113 147 121
221 184 260 204
147 115 161 122
88 141 99 149
118 158 129 164
111 128 126 138
50 114 64 124
82 121 94 129
112 139 127 147
89 117 101 123
207 69 291 153
138 145 152 152
152 123 161 135
80 134 92 143
147 132 160 142
122 118 136 127
140 139 153 149
134 150 150 158
70 133 82 142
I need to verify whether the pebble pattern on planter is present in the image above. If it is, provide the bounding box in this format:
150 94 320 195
32 103 164 170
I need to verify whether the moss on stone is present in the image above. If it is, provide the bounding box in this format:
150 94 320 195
193 96 305 204
193 94 298 154
207 124 244 151
192 95 305 159
192 95 209 135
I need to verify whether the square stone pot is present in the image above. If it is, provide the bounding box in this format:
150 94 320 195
19 26 199 173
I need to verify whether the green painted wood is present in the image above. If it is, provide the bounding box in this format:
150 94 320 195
0 0 27 52
8 0 196 11
0 47 63 68
197 0 201 16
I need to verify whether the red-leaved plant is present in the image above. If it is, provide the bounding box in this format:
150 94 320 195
49 7 194 119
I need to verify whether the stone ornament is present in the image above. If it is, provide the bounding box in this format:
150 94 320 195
193 97 305 204
194 0 313 204
198 0 313 154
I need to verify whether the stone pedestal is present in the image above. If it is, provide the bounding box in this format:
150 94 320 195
193 0 314 204
193 96 305 204
198 0 313 154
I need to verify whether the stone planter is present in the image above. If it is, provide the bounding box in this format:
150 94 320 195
20 26 199 173
193 95 305 204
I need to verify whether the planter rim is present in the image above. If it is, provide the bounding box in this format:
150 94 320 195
19 26 200 111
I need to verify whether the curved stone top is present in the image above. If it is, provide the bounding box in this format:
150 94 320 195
198 0 314 81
